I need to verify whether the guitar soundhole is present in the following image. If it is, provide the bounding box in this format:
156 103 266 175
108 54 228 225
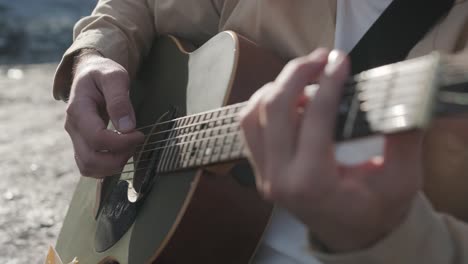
94 108 180 252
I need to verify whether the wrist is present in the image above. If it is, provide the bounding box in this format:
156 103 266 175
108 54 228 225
308 200 412 253
72 48 102 78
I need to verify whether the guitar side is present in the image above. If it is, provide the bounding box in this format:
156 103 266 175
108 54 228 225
56 31 284 263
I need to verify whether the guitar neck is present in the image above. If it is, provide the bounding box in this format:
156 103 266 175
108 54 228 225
150 52 468 173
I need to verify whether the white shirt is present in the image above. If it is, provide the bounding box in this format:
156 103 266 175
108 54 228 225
252 1 394 263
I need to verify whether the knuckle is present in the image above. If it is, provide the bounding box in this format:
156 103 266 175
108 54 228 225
74 66 102 85
80 156 94 169
100 66 129 83
262 94 278 114
79 60 128 84
75 156 92 177
285 58 309 74
65 101 79 119
107 94 130 112
63 119 73 133
260 82 275 91
73 66 94 82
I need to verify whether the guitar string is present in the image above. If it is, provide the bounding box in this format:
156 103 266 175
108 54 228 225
114 105 421 178
130 81 426 153
129 74 391 131
134 113 241 149
118 144 243 176
129 57 468 135
112 131 244 176
133 102 246 132
130 108 244 150
130 90 395 151
128 95 423 164
113 65 441 177
136 129 241 158
131 68 433 148
111 94 434 177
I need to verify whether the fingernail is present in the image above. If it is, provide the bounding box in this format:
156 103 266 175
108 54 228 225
118 116 134 131
325 50 345 75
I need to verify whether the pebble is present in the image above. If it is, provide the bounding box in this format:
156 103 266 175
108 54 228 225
3 190 16 201
7 68 24 80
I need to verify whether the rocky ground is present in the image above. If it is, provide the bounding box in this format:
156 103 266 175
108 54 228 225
0 1 94 262
0 64 78 263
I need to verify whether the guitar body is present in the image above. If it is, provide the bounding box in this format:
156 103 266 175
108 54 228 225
56 31 284 263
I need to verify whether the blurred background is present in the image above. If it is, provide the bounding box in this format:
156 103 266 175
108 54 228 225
0 0 95 262
0 0 95 64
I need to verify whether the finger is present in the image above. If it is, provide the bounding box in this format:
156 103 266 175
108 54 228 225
297 50 350 158
70 132 133 178
94 66 136 133
239 87 270 189
66 97 144 152
260 49 329 172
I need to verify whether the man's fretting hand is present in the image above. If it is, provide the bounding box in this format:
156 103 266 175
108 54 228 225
240 49 423 252
65 51 144 178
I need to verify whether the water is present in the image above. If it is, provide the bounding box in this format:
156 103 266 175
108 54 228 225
0 0 95 64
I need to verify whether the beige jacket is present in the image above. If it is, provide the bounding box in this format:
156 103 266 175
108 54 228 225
53 0 468 263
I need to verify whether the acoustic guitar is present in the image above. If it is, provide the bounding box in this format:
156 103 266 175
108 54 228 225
55 31 468 263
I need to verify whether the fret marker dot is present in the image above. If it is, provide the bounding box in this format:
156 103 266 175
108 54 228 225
205 148 212 156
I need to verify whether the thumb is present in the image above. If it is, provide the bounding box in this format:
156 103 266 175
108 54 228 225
97 67 136 133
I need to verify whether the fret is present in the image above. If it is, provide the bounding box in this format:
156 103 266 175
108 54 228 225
181 138 191 169
178 116 186 127
224 132 234 146
226 124 235 133
196 138 207 165
159 121 179 172
205 111 213 121
173 119 187 171
215 113 223 126
212 108 221 121
187 138 197 167
154 123 171 173
212 137 223 163
188 116 196 132
207 119 215 130
203 137 215 165
219 140 232 161
198 112 206 122
222 114 231 125
230 132 243 159
192 137 202 160
167 135 182 172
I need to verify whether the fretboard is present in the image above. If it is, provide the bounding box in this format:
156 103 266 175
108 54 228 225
142 52 468 174
156 103 246 173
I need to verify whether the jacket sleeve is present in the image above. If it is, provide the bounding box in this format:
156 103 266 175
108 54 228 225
310 193 468 264
52 0 225 101
52 0 156 101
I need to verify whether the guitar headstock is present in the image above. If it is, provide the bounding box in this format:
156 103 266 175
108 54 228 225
434 53 468 116
356 52 442 135
338 52 468 141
